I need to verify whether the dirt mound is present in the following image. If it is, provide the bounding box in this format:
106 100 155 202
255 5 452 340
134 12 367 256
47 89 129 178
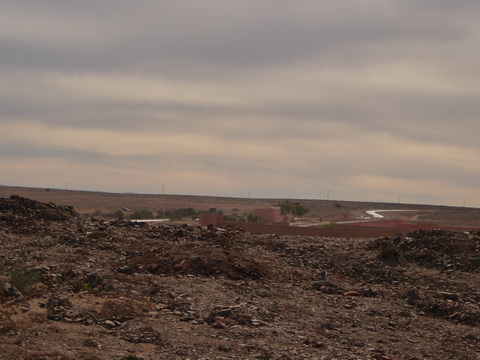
393 229 480 271
123 250 266 280
0 195 78 234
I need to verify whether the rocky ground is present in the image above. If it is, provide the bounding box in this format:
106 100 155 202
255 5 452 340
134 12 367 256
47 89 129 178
1 195 480 359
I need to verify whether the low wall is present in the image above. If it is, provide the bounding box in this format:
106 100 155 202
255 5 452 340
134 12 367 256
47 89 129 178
199 213 224 227
207 219 475 238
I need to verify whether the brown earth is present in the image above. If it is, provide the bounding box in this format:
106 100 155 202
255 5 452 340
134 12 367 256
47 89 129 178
1 190 480 359
2 185 480 228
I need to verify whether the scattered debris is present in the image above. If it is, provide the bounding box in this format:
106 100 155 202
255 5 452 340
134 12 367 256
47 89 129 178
0 195 479 359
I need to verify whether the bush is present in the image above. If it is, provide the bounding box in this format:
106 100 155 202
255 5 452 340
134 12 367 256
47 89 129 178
104 210 125 219
291 203 309 216
276 201 309 216
323 222 336 228
161 208 197 220
130 209 154 220
246 212 260 222
224 215 241 221
113 210 124 219
10 268 41 291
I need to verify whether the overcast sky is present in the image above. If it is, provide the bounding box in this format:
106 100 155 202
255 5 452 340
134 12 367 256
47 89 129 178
1 1 479 206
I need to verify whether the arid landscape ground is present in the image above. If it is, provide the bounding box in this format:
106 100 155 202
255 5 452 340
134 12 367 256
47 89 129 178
2 186 480 228
1 186 480 359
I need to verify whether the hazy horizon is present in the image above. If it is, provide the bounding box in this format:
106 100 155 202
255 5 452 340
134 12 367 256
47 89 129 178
1 183 475 209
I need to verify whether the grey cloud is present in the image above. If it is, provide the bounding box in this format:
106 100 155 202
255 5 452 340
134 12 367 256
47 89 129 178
1 1 475 73
403 0 480 14
0 141 114 165
1 1 480 204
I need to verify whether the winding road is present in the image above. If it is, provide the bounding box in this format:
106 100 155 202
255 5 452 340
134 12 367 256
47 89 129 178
366 210 417 219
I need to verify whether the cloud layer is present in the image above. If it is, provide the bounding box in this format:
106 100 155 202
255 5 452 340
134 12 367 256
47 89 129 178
1 1 480 206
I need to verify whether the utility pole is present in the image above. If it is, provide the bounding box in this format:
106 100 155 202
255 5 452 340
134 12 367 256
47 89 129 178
162 184 166 220
327 189 330 201
248 188 251 199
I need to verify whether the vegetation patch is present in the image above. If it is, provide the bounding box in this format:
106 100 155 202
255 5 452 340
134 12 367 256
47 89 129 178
275 200 309 216
10 268 41 292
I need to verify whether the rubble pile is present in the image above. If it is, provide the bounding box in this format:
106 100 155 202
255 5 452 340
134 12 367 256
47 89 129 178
0 195 78 234
394 230 480 271
0 196 479 359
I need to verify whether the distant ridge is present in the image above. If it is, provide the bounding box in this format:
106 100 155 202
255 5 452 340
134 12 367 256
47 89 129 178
1 184 480 229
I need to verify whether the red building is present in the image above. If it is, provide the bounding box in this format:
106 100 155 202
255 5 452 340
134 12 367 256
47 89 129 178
255 207 288 223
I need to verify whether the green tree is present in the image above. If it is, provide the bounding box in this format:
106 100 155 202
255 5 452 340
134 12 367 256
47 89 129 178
291 202 309 216
277 201 292 215
246 212 260 222
276 201 309 216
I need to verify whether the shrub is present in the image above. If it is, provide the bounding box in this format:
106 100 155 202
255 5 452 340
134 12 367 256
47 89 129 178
81 282 93 291
246 212 260 222
160 208 197 220
104 210 125 219
323 222 336 228
291 203 309 216
113 210 124 219
10 268 41 291
130 209 154 220
275 201 309 216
